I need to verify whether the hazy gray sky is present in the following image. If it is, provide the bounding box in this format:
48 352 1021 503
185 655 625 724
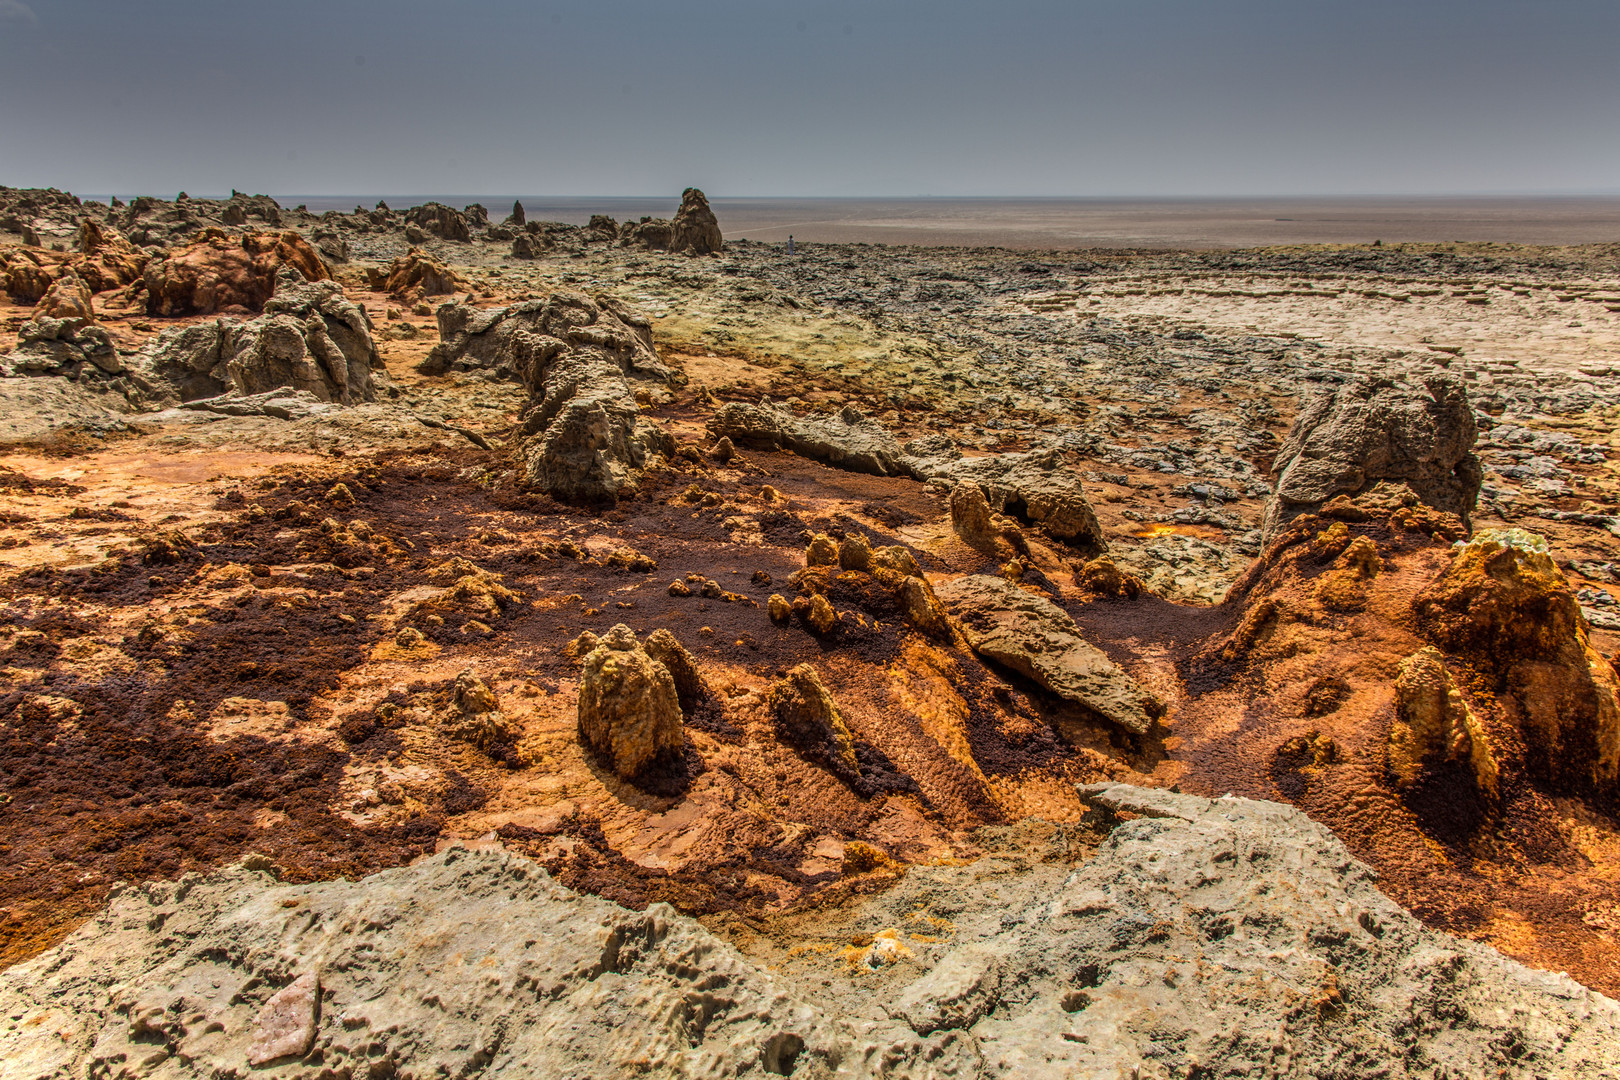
1 0 1616 197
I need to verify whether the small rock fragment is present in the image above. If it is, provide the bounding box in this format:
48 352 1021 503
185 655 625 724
805 532 840 567
247 971 319 1066
806 593 837 635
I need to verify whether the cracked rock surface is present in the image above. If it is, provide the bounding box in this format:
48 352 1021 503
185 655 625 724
4 785 1617 1079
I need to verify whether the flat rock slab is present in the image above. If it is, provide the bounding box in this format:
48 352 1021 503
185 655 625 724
4 786 1619 1078
935 574 1160 734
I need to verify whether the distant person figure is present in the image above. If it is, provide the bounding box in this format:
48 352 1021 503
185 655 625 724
788 234 794 255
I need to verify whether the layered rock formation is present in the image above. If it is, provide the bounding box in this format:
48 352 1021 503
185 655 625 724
141 229 329 316
710 401 1106 547
1262 374 1483 542
5 785 1617 1079
424 291 677 500
402 201 471 242
670 186 723 254
937 574 1162 735
368 247 466 300
138 268 382 404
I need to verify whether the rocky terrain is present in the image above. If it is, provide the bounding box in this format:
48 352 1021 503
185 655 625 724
1 184 1618 1076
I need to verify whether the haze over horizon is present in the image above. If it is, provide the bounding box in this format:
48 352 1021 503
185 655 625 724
2 0 1617 199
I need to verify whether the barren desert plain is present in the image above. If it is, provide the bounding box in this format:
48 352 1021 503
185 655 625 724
0 187 1619 1077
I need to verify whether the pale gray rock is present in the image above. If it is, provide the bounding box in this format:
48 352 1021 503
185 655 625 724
1 317 119 378
1263 374 1483 541
134 268 382 405
5 786 1618 1079
935 574 1162 735
710 402 1105 546
425 292 676 501
709 400 916 477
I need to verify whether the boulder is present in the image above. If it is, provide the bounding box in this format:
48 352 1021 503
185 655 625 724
935 574 1162 735
1 246 68 303
927 448 1106 550
624 217 675 250
709 401 916 477
504 200 526 228
424 291 676 501
670 187 722 254
1 317 120 378
1262 374 1483 542
142 229 329 316
370 247 466 300
767 663 859 777
30 271 93 327
1388 646 1499 798
137 269 382 405
1415 528 1619 796
643 628 706 713
402 202 471 242
576 624 684 778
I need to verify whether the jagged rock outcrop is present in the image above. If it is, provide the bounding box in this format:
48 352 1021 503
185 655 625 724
1415 528 1620 797
141 229 329 316
577 624 684 778
29 271 93 326
70 218 146 291
670 186 722 254
643 628 706 713
1262 374 1483 542
136 268 382 405
0 316 120 378
936 574 1162 735
504 200 526 228
949 479 993 541
402 201 471 242
6 786 1618 1079
423 291 676 500
767 663 860 779
367 247 466 300
788 533 951 639
623 216 675 250
710 402 1104 547
1389 646 1500 797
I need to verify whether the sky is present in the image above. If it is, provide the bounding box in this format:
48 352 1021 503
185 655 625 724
0 0 1616 198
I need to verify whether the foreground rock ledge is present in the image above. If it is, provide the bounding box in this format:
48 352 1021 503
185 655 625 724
3 785 1616 1079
